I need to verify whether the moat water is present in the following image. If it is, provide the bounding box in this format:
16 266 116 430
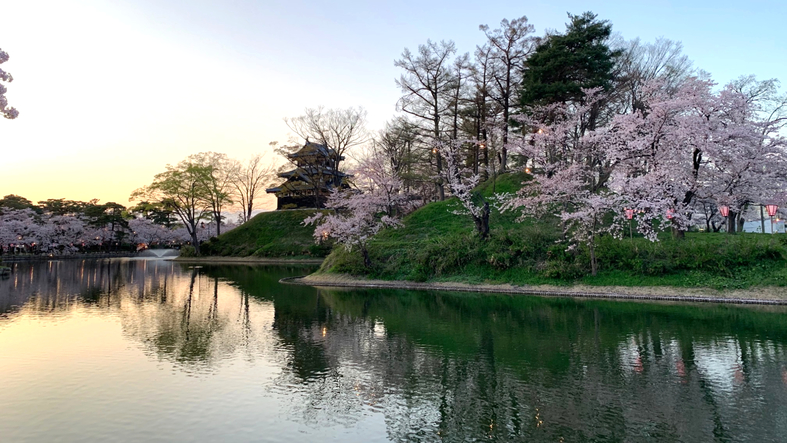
1 258 785 442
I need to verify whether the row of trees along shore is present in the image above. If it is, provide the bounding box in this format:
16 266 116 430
0 194 236 255
306 12 787 275
131 152 277 248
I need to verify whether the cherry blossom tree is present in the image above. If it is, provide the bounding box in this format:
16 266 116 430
603 78 720 238
0 209 38 253
706 77 787 232
0 209 110 255
605 77 787 236
700 84 787 232
129 218 177 247
0 47 19 119
40 215 91 254
304 151 408 268
436 140 490 238
507 89 621 275
504 69 785 274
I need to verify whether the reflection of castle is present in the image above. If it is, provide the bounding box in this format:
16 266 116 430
265 142 351 210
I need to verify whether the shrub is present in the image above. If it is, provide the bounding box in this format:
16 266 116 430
179 245 197 257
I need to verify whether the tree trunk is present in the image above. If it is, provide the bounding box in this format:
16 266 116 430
191 233 200 254
589 236 598 276
727 211 737 234
500 70 510 173
760 205 766 234
215 213 221 237
705 211 711 233
473 202 491 239
361 246 371 268
435 153 445 201
482 141 489 181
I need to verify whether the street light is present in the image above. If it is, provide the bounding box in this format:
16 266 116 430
766 204 779 234
472 142 486 174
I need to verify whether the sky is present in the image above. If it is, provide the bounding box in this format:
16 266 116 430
1 0 785 210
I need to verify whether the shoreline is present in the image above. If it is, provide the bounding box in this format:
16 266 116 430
1 253 137 262
173 256 324 265
284 273 787 306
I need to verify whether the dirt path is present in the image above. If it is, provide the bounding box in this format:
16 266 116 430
174 256 324 265
285 273 787 306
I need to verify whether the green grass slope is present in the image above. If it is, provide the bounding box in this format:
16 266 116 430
200 209 331 258
319 172 787 290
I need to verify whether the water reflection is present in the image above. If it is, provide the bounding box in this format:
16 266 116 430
1 259 787 442
271 289 787 442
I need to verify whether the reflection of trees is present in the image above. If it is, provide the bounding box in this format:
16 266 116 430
3 261 787 441
120 270 258 371
136 268 228 367
118 263 317 371
269 289 787 442
0 259 176 314
0 260 296 372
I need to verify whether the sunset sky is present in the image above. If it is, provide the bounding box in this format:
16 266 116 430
1 0 785 209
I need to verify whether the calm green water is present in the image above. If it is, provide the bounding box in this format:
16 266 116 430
1 259 786 442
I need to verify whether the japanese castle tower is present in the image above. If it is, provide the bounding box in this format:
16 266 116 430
265 141 351 209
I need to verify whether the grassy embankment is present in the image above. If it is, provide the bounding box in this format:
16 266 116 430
318 172 787 290
199 209 330 259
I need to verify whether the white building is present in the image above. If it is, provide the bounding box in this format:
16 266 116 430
742 219 785 233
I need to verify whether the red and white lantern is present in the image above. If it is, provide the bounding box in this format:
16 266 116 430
625 208 634 220
718 205 730 218
765 204 779 217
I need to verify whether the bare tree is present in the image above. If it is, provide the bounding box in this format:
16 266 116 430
395 39 458 200
612 37 694 114
447 52 472 141
376 118 418 173
469 44 496 177
231 152 276 223
728 75 787 132
480 16 536 171
284 106 368 184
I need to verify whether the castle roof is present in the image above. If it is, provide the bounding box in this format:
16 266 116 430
287 141 344 161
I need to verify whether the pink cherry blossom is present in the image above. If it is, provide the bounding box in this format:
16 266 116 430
304 150 410 267
0 47 19 119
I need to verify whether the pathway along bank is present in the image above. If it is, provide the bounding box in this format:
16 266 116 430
282 273 787 306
